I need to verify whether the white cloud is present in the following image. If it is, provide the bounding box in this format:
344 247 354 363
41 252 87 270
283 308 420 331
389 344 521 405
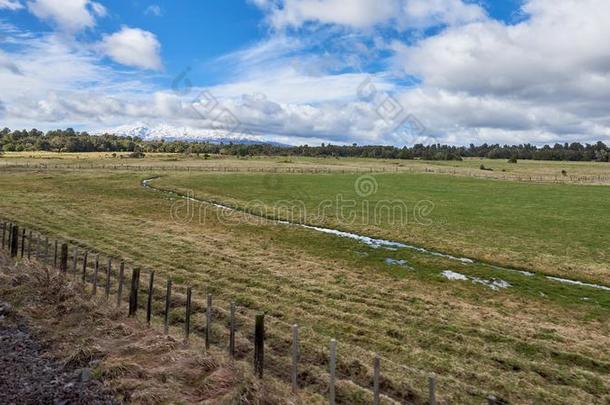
0 0 23 10
0 50 22 74
0 28 160 127
27 0 106 32
398 0 486 29
211 68 393 105
89 1 106 17
253 0 485 30
388 0 610 143
99 27 163 71
145 4 162 17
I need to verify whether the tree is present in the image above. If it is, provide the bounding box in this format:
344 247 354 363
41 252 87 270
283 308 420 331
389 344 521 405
595 149 609 162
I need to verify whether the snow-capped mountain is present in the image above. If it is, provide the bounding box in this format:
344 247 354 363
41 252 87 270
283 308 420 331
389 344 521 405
95 123 285 145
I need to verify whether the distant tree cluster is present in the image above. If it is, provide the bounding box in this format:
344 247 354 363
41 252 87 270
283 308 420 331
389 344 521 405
0 127 608 162
0 128 138 153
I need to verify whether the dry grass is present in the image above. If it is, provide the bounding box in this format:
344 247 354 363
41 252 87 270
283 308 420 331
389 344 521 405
0 252 311 404
2 152 610 184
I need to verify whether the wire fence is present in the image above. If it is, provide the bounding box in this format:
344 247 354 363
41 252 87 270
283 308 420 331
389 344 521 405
0 219 508 405
1 161 610 185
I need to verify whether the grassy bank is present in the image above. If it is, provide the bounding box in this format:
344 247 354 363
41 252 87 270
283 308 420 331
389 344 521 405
0 250 303 404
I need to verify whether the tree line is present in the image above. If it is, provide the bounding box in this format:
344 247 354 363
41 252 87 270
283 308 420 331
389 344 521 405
0 127 609 162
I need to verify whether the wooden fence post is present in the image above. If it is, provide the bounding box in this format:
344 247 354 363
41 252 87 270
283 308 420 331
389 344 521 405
1 222 5 249
373 354 380 405
146 271 155 325
184 287 192 341
254 313 265 379
20 228 25 258
92 254 100 295
116 261 124 307
5 223 10 251
428 373 437 405
329 339 337 405
59 243 68 273
6 223 11 251
10 224 14 251
105 258 112 300
81 251 88 282
164 278 172 334
53 240 58 268
27 230 32 259
128 268 140 317
44 237 49 264
205 293 212 350
10 224 18 257
229 302 235 358
35 234 40 258
292 324 299 393
72 246 78 274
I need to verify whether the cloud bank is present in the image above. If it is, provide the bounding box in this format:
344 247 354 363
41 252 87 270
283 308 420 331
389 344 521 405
0 0 609 146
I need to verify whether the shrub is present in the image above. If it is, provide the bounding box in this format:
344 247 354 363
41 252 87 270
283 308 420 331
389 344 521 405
128 151 146 159
508 156 518 163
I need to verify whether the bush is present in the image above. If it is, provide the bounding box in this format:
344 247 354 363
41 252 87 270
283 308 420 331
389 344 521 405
128 151 145 159
508 156 518 163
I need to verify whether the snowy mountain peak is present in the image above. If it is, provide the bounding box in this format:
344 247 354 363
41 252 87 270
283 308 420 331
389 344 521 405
94 123 282 145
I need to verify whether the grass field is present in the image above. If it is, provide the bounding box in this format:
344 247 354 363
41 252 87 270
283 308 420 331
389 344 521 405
2 151 610 184
154 171 610 285
0 154 609 404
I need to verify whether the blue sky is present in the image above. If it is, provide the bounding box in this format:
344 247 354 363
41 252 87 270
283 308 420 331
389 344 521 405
0 0 609 146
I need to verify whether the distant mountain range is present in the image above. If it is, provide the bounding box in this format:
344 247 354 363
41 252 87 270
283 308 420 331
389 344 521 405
95 124 288 146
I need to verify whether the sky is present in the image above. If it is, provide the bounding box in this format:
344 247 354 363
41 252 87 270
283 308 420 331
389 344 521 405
0 0 609 146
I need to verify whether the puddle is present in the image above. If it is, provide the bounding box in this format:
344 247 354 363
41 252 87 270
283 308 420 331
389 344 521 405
471 277 511 290
491 265 534 277
384 258 414 269
545 276 610 292
442 270 511 290
441 270 469 281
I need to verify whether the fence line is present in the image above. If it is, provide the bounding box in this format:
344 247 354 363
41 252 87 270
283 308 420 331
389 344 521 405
2 161 610 185
0 219 503 404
